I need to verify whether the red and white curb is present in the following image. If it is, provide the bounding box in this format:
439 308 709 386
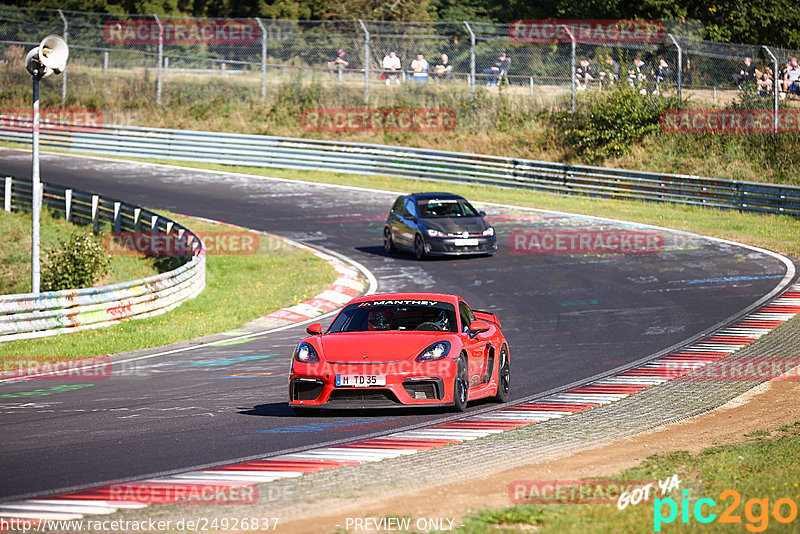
247 241 366 329
2 283 798 522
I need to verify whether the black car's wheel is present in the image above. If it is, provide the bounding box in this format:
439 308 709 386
414 234 427 260
383 227 395 254
492 344 510 403
452 354 469 412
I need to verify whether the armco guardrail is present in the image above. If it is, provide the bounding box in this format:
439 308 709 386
0 176 205 342
1 118 799 216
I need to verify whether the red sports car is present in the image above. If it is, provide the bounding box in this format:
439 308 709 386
289 293 510 413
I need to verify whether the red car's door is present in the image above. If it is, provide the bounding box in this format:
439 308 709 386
459 300 490 387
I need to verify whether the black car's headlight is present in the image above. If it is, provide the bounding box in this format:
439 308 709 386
294 342 320 363
426 228 446 237
483 227 495 236
416 340 451 362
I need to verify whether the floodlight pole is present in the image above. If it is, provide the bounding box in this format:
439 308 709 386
762 46 779 133
464 21 476 102
31 72 42 294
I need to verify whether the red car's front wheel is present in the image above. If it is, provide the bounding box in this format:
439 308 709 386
452 355 469 412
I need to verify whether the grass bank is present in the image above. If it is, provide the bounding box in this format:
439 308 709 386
0 207 157 295
0 211 338 362
456 420 800 533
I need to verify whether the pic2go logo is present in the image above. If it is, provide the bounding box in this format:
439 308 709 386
654 489 799 532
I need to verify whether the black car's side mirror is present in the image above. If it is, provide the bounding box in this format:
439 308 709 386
479 211 487 217
408 215 417 222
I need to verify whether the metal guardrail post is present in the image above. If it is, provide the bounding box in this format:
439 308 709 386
358 19 370 104
256 18 267 103
154 14 163 106
667 33 682 107
558 24 576 112
762 46 779 133
58 9 67 102
464 21 476 102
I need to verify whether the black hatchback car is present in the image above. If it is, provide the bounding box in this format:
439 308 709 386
383 193 497 259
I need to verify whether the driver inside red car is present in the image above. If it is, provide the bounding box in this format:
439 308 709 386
367 309 392 330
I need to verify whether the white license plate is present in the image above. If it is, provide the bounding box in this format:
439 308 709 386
454 238 479 246
335 374 387 387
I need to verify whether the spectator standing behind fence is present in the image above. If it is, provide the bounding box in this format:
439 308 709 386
382 51 401 85
652 58 670 95
781 57 800 99
599 56 620 87
574 58 594 90
326 48 350 79
628 58 649 94
410 53 429 83
733 57 756 89
756 67 773 97
433 54 453 81
484 52 510 87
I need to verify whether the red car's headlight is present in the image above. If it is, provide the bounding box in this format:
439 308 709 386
294 342 320 363
416 341 451 362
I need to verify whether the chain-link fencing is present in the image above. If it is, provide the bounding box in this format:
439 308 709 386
1 6 799 129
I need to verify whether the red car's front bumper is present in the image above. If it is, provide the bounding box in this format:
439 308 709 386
289 359 458 408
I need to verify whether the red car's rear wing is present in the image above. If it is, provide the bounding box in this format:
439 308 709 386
473 310 501 327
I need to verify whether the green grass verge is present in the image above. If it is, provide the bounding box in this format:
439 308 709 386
0 207 158 295
455 421 800 533
0 211 337 362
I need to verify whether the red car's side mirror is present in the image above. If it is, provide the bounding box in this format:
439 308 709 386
468 320 490 337
306 323 323 335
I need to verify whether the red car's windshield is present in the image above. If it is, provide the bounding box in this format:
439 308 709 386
328 300 458 333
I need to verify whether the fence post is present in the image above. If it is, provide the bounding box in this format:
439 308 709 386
153 14 163 106
65 188 72 221
103 51 108 73
58 9 67 102
163 56 169 80
667 33 682 107
113 201 121 232
358 19 370 104
464 21 476 102
91 194 99 233
4 177 11 212
256 17 267 103
762 46 779 133
559 24 576 112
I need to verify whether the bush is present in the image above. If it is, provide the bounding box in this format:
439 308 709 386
41 231 110 292
557 87 680 162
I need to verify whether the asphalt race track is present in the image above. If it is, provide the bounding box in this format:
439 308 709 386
0 150 794 500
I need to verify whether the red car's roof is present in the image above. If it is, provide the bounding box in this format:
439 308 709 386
347 292 460 306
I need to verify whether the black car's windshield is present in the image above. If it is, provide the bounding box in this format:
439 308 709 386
417 198 480 218
328 300 458 333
